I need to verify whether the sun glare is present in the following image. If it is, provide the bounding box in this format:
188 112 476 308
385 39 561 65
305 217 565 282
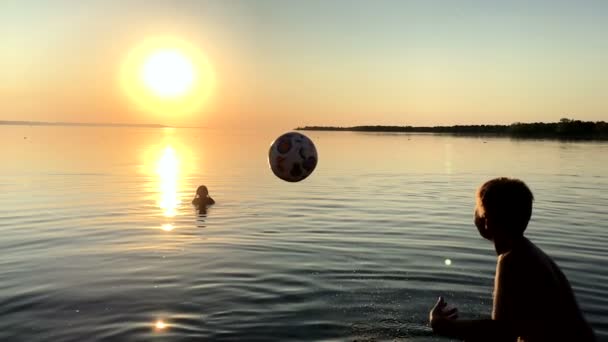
121 36 214 117
141 49 195 98
161 223 174 232
155 320 167 331
157 146 180 217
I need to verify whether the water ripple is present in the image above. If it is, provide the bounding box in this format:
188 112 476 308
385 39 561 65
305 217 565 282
0 129 606 341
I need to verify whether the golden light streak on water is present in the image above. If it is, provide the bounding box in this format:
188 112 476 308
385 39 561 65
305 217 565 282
157 146 180 217
154 319 167 331
161 223 174 232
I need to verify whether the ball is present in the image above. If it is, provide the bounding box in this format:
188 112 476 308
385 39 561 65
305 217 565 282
269 132 318 182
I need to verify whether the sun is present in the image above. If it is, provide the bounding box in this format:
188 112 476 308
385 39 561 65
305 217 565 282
141 49 195 98
121 36 215 117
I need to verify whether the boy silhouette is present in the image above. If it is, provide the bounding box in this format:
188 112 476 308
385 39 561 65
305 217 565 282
192 185 215 214
429 178 595 341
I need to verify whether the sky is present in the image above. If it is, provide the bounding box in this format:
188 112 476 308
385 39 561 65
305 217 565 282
1 0 607 129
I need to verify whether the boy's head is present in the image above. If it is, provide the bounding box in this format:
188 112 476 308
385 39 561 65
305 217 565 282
474 178 534 240
196 185 209 197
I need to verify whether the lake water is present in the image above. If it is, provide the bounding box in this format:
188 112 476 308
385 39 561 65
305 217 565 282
0 126 607 341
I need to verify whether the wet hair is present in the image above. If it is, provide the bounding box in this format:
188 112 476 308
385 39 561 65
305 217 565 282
476 178 534 237
196 185 209 197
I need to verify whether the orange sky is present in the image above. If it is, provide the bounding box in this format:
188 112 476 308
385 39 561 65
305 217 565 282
1 1 607 129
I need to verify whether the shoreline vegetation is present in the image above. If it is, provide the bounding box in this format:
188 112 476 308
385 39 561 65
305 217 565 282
296 119 608 140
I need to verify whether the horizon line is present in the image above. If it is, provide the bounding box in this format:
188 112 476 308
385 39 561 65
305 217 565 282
0 120 209 129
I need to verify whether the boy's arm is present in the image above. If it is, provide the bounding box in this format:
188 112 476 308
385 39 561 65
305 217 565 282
431 254 521 341
430 257 517 342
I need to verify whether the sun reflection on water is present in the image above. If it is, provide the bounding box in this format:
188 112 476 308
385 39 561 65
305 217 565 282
141 131 198 232
161 223 174 232
157 146 180 217
154 319 167 331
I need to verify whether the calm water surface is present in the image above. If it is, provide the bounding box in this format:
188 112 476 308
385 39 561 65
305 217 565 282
0 126 607 341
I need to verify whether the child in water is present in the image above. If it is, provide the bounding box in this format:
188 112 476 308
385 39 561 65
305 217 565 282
192 185 215 208
429 177 595 342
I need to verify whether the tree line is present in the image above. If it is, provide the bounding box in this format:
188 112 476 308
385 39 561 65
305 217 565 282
297 119 608 139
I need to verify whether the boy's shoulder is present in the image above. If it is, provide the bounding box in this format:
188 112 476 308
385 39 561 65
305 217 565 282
501 238 572 291
497 238 549 277
502 238 541 260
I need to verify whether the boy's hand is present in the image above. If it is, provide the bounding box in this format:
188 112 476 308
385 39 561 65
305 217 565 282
429 296 459 332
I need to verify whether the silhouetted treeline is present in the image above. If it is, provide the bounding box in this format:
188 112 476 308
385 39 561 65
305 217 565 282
297 119 608 139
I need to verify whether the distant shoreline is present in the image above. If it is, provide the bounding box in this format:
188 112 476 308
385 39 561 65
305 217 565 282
0 120 168 128
296 119 608 140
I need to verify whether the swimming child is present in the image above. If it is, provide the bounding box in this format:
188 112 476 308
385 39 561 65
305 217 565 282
429 177 595 342
192 185 215 207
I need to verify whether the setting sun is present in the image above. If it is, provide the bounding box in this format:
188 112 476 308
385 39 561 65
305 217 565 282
141 49 195 98
121 36 215 118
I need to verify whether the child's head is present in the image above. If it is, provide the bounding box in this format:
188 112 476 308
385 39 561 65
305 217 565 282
196 185 209 197
475 177 534 240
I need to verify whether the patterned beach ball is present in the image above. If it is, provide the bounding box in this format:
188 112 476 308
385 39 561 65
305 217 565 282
268 132 318 182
